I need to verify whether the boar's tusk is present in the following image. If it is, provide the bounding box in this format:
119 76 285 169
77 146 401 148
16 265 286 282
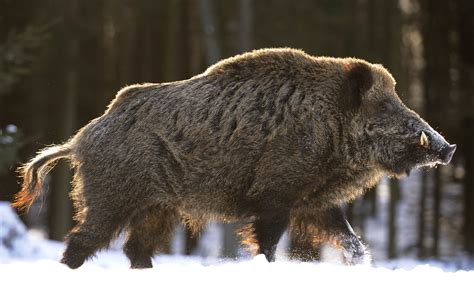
420 131 429 148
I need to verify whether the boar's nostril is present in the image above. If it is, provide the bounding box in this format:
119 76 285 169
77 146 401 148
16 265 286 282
420 131 429 149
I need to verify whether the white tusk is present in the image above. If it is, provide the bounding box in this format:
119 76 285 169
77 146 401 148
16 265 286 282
420 131 429 148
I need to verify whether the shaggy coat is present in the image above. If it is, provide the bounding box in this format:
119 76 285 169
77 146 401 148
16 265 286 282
13 48 455 268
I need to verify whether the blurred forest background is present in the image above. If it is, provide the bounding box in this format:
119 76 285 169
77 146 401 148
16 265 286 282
1 0 474 262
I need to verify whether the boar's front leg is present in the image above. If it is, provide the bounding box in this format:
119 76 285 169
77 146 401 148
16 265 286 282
240 211 290 262
288 235 323 261
290 207 370 265
254 213 290 262
336 223 370 265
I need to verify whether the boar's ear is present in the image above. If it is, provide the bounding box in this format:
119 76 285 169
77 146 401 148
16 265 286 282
341 62 373 110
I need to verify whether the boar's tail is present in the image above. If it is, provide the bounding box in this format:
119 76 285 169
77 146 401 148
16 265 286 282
12 144 72 212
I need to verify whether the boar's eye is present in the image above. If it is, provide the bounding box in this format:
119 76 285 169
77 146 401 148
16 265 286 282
379 100 394 114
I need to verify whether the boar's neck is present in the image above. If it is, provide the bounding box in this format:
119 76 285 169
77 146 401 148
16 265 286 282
295 118 383 210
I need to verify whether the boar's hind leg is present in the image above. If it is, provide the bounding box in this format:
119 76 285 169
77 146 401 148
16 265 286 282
124 205 177 269
247 213 290 262
61 207 128 269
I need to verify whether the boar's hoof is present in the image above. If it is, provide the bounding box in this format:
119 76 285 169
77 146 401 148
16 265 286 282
60 254 86 269
60 241 93 269
130 259 153 269
341 235 371 266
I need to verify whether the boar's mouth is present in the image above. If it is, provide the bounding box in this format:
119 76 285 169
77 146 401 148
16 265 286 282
396 130 456 176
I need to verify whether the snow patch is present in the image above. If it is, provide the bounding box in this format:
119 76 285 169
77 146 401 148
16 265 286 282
0 202 63 261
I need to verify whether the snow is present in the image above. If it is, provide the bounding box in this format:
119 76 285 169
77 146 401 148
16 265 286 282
2 202 474 288
0 202 63 261
2 254 474 288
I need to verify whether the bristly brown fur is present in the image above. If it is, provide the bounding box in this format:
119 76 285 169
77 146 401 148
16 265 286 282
13 47 449 268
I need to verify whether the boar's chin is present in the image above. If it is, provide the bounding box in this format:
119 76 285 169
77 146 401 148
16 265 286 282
383 157 422 178
386 159 442 178
388 166 413 178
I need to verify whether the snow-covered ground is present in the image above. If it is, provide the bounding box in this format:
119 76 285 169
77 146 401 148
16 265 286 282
3 255 474 288
2 202 474 288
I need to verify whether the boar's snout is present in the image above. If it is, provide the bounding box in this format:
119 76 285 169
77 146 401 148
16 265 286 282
419 129 456 165
440 143 456 164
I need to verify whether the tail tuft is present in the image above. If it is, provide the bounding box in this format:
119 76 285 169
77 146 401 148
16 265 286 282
12 145 71 211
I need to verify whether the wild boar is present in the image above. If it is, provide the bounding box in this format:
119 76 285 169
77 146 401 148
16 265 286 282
13 48 456 268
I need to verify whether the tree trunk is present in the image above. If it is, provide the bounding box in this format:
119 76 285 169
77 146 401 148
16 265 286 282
431 168 442 257
238 0 253 52
417 171 428 258
48 0 78 240
365 186 377 218
463 118 474 254
457 0 474 255
388 178 400 259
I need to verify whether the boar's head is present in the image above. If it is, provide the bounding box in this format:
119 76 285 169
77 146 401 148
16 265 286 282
342 61 456 176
